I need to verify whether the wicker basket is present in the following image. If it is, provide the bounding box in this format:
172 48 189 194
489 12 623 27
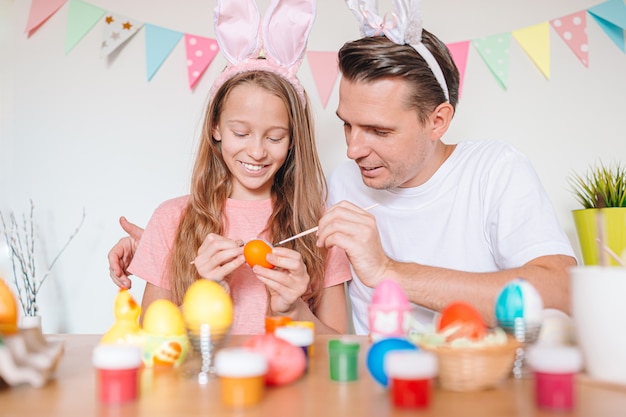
420 336 520 392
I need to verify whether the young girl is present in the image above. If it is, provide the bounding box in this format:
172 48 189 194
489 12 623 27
123 0 350 335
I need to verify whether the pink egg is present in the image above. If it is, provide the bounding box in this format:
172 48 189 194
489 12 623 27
243 334 306 386
371 279 411 308
369 280 413 341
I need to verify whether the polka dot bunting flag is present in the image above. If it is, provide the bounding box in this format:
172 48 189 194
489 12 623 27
184 34 219 90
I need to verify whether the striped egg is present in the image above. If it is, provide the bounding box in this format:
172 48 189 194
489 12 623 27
495 278 543 324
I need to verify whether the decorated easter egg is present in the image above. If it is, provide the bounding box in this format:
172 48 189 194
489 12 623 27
366 337 417 387
243 333 306 386
369 279 412 341
243 239 274 269
151 340 186 367
437 301 487 342
142 299 189 368
182 279 233 329
495 278 543 324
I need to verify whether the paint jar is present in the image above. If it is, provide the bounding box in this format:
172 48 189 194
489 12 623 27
328 338 360 382
92 344 143 404
527 345 583 411
274 326 314 370
215 348 268 407
286 321 315 356
265 316 292 334
384 350 438 409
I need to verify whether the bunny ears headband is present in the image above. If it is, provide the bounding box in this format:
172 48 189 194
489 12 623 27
208 0 315 107
345 0 449 102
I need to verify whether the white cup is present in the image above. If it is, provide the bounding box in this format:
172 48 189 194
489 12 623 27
570 266 626 385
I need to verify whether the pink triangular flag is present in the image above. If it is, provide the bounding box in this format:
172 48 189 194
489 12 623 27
25 0 67 37
446 40 470 99
184 34 219 89
550 10 589 67
306 51 339 108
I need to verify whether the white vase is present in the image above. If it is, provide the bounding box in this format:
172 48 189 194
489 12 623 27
570 266 626 385
20 315 42 330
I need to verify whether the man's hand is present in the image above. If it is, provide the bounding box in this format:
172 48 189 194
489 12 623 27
316 201 388 288
108 216 144 289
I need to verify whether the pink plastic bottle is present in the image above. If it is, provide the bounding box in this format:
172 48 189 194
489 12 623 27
527 345 583 411
92 344 143 404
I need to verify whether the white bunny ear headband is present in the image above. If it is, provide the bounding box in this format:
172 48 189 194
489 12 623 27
345 0 449 102
208 0 315 107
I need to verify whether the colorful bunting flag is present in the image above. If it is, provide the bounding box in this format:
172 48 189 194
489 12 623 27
65 0 105 54
184 35 220 90
472 33 511 90
22 0 626 97
101 14 143 58
588 0 626 53
144 24 183 81
25 0 67 37
550 11 589 67
512 22 551 79
306 51 339 108
446 41 470 99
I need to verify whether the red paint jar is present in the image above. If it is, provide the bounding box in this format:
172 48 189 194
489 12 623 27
384 350 438 409
92 345 143 404
527 345 583 411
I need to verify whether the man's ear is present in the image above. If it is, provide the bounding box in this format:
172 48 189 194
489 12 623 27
430 102 454 140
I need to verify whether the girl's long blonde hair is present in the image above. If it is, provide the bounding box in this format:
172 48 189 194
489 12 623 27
169 70 328 314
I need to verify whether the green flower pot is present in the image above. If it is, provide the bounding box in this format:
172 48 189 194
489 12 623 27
572 208 626 265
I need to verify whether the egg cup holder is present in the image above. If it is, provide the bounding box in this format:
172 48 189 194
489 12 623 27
182 323 230 384
498 318 542 379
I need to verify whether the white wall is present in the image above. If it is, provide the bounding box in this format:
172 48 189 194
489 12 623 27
1 0 624 333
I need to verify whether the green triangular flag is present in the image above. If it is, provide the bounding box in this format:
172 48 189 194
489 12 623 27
65 0 106 54
472 33 511 90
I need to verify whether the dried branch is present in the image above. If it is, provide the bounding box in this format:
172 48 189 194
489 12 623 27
0 201 86 317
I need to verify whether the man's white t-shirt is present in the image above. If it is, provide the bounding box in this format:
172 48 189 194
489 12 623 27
327 140 575 335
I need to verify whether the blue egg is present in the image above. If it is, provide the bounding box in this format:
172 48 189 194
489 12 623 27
495 278 543 324
366 337 417 387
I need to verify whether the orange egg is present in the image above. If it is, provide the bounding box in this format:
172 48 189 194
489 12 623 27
437 301 487 342
243 239 274 269
0 278 18 335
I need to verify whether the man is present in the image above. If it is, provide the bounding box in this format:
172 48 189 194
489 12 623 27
109 30 576 335
314 31 576 334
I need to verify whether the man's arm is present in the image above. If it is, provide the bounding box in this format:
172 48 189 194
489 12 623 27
380 254 575 326
316 201 576 326
108 217 145 289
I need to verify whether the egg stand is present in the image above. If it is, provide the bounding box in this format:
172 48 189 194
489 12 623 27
498 318 542 378
184 322 230 384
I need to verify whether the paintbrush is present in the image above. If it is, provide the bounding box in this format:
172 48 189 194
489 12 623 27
274 203 380 246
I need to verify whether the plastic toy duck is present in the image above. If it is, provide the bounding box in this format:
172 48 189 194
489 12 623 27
101 288 142 345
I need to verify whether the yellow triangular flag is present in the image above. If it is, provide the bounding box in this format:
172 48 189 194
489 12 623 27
512 22 550 79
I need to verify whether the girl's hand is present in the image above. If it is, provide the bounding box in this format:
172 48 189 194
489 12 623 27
193 234 245 280
252 247 310 315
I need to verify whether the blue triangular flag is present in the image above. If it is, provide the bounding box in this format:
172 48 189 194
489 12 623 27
588 0 626 52
144 23 183 81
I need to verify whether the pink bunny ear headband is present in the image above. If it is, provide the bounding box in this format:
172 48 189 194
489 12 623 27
345 0 449 102
209 0 315 108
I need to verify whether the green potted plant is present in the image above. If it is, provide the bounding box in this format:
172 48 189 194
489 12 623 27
569 161 626 265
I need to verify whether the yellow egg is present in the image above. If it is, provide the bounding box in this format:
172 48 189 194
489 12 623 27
143 299 186 337
182 280 233 329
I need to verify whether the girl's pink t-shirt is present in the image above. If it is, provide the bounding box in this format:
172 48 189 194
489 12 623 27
128 196 351 334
